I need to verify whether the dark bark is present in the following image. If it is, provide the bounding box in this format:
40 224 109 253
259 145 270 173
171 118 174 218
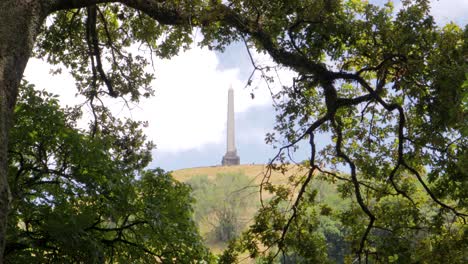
0 1 46 261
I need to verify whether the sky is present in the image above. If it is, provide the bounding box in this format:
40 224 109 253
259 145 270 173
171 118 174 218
23 0 468 171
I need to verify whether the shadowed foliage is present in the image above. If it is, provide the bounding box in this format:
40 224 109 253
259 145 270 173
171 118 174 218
5 82 212 263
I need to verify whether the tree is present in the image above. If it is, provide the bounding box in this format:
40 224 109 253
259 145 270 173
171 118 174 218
0 0 466 262
221 170 467 263
208 0 465 262
6 82 211 263
0 1 197 257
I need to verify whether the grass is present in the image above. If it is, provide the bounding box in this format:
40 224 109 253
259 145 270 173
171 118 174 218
171 164 309 258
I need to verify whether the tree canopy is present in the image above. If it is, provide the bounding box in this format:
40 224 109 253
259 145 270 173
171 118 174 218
0 0 466 262
217 1 468 262
6 82 211 263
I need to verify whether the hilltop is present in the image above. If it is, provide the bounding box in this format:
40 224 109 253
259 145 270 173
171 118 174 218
172 163 304 184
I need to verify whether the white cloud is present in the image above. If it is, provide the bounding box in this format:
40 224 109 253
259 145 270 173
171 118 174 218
430 0 468 25
24 44 286 153
136 47 240 152
24 59 83 107
133 45 293 152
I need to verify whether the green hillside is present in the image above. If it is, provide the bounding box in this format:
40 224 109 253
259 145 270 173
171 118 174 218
172 165 278 255
171 164 325 258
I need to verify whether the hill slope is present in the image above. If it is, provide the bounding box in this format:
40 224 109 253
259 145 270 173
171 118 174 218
171 164 307 258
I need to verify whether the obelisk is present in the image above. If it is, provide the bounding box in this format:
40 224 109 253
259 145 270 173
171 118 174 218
222 85 240 166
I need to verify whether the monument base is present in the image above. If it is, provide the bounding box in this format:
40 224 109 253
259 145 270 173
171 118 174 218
222 151 240 166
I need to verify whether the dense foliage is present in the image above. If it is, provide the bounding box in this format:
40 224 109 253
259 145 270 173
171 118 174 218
5 83 211 263
221 170 467 263
213 0 468 262
0 0 466 262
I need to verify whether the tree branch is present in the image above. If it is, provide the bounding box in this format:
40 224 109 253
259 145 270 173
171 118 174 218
333 118 375 259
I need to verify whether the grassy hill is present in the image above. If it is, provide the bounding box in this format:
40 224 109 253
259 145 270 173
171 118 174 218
170 164 352 263
171 164 308 258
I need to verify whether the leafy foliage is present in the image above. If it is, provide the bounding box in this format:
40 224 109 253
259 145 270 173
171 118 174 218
221 171 467 263
36 3 193 101
1 0 466 262
6 82 211 263
200 0 468 262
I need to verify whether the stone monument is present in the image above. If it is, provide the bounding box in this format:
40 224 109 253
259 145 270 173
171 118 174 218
222 85 240 166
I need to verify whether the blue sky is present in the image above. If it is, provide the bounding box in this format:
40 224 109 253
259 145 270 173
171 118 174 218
24 0 468 172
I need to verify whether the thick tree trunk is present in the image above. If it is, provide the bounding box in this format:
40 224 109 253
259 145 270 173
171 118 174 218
0 1 45 261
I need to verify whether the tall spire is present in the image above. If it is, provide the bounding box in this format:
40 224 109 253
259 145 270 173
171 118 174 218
226 85 236 153
222 85 240 166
